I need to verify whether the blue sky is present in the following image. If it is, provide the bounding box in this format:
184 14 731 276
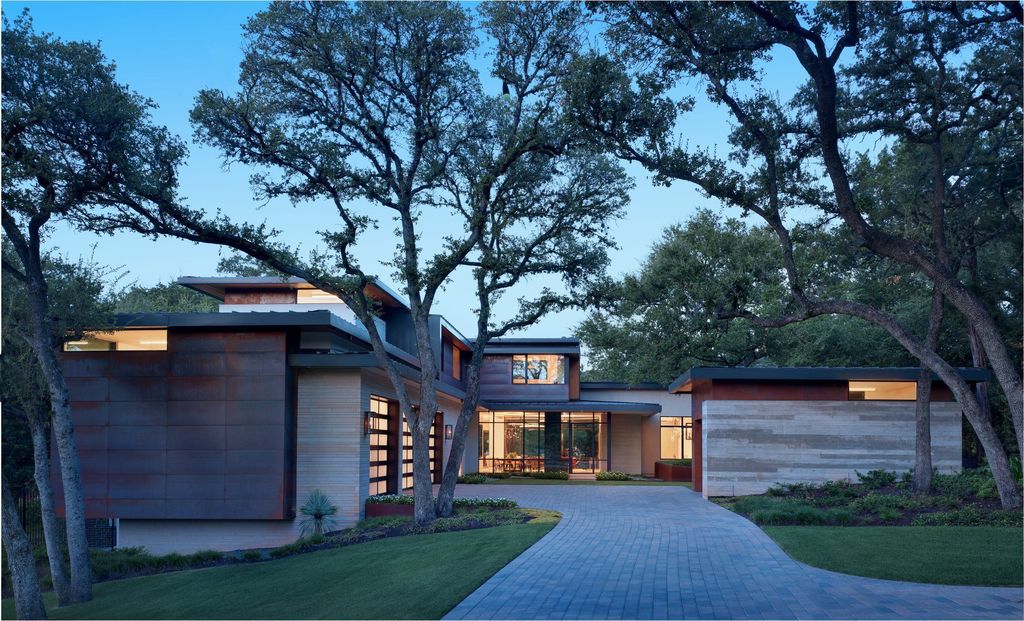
5 1 792 345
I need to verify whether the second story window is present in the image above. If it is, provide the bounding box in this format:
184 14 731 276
511 354 565 385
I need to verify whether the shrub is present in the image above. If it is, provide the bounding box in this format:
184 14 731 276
852 493 921 514
768 482 816 498
976 478 999 499
933 471 983 499
189 549 223 564
820 480 861 501
299 489 339 537
270 534 326 559
733 495 804 515
366 494 414 505
876 507 903 523
486 472 511 479
530 470 569 480
910 507 1023 527
749 505 826 526
856 469 897 490
596 471 630 481
458 473 488 484
658 459 692 467
452 497 518 509
823 508 857 526
242 550 262 562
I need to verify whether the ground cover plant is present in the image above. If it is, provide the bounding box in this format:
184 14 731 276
716 468 1023 527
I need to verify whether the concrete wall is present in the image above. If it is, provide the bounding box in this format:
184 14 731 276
121 368 366 554
579 389 692 476
700 400 963 497
609 414 643 474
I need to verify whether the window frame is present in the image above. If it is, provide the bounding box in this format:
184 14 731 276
510 354 566 385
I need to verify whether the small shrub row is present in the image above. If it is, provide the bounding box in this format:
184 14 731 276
366 494 414 504
596 471 631 481
530 470 569 480
658 459 692 467
89 547 225 580
452 497 518 509
855 469 898 490
458 473 488 484
269 534 326 559
910 507 1024 527
749 505 856 526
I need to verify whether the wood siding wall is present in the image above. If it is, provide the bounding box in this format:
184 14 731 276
56 330 293 520
700 400 963 497
478 355 569 402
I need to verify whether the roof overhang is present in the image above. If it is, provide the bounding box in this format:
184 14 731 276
176 276 409 309
668 366 992 394
480 400 661 414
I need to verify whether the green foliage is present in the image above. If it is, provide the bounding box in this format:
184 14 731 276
933 469 989 499
911 508 1023 527
241 550 262 562
458 473 488 484
298 489 338 537
595 471 631 481
269 535 327 559
855 470 898 490
115 282 217 313
529 470 569 480
658 459 692 467
88 547 223 581
366 494 414 505
452 498 518 510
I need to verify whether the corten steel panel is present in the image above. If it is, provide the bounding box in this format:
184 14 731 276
55 329 293 520
223 290 297 305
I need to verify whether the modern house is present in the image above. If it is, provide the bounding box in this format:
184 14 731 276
57 276 984 553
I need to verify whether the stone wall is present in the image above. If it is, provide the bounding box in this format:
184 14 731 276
701 400 962 497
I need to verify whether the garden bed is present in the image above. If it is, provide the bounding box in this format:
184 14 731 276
714 468 1023 527
7 498 550 595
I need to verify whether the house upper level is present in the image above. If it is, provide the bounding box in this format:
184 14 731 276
64 276 586 405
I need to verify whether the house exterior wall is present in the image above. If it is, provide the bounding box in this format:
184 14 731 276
608 414 642 474
120 367 365 554
700 399 963 497
579 388 691 476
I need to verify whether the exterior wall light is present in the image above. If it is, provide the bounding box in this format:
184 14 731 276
363 411 372 436
444 424 453 440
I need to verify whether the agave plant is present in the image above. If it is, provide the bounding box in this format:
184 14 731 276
299 489 338 537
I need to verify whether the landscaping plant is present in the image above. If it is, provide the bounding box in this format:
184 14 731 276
298 489 338 538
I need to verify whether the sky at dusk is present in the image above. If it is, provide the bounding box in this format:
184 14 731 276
4 1 807 346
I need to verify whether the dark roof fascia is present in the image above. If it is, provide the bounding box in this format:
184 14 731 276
480 400 661 414
482 345 581 355
116 310 420 368
475 337 580 345
176 276 411 309
668 366 992 393
580 382 668 391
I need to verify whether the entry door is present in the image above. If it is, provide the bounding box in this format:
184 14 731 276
564 423 597 473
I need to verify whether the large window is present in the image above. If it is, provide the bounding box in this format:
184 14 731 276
660 416 692 460
297 289 343 304
478 411 607 473
368 396 394 496
63 329 168 351
848 381 917 401
511 354 566 384
402 414 441 490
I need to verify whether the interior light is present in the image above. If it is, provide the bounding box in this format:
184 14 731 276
858 387 877 392
138 340 166 345
66 340 90 346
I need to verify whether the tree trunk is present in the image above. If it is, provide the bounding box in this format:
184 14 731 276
24 281 92 603
436 350 483 517
25 409 71 605
913 290 944 492
410 406 437 525
2 475 48 620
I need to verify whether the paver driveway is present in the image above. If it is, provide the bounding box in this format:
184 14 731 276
445 484 1023 620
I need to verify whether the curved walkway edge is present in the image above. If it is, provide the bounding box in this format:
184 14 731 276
444 484 1024 620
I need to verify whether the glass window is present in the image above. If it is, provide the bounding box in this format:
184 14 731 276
297 289 343 304
660 416 692 460
368 396 393 496
402 414 441 490
478 411 607 473
848 381 917 401
511 354 566 385
63 329 168 352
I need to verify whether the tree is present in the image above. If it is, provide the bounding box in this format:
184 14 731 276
82 2 627 523
567 2 1022 506
115 281 218 314
2 475 47 620
2 11 187 602
2 249 117 607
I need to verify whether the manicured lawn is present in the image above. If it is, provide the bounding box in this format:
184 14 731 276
480 478 691 486
764 526 1023 586
2 520 556 619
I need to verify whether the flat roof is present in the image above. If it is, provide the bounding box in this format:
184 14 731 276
480 400 661 414
177 276 409 309
668 366 991 393
580 381 668 391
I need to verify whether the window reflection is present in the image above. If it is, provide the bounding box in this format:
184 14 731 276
660 416 692 460
478 411 606 473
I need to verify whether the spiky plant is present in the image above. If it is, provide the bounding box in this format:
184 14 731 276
298 489 338 537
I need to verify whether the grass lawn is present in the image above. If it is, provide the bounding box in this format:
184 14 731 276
764 526 1023 586
2 519 556 619
480 478 691 486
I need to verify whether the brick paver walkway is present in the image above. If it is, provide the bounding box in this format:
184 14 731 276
444 484 1023 620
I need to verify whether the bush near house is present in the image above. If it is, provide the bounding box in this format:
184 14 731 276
458 473 488 484
596 471 631 481
529 470 570 480
718 468 1023 527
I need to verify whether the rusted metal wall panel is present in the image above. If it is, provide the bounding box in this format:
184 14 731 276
55 329 293 520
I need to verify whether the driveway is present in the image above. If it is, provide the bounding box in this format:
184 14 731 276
444 484 1023 620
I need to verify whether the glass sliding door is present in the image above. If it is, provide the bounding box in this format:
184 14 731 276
478 410 607 473
559 412 607 473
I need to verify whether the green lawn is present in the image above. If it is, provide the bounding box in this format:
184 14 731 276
480 478 691 486
764 526 1023 586
2 521 556 619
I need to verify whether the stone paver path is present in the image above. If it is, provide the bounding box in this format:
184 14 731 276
444 484 1023 620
